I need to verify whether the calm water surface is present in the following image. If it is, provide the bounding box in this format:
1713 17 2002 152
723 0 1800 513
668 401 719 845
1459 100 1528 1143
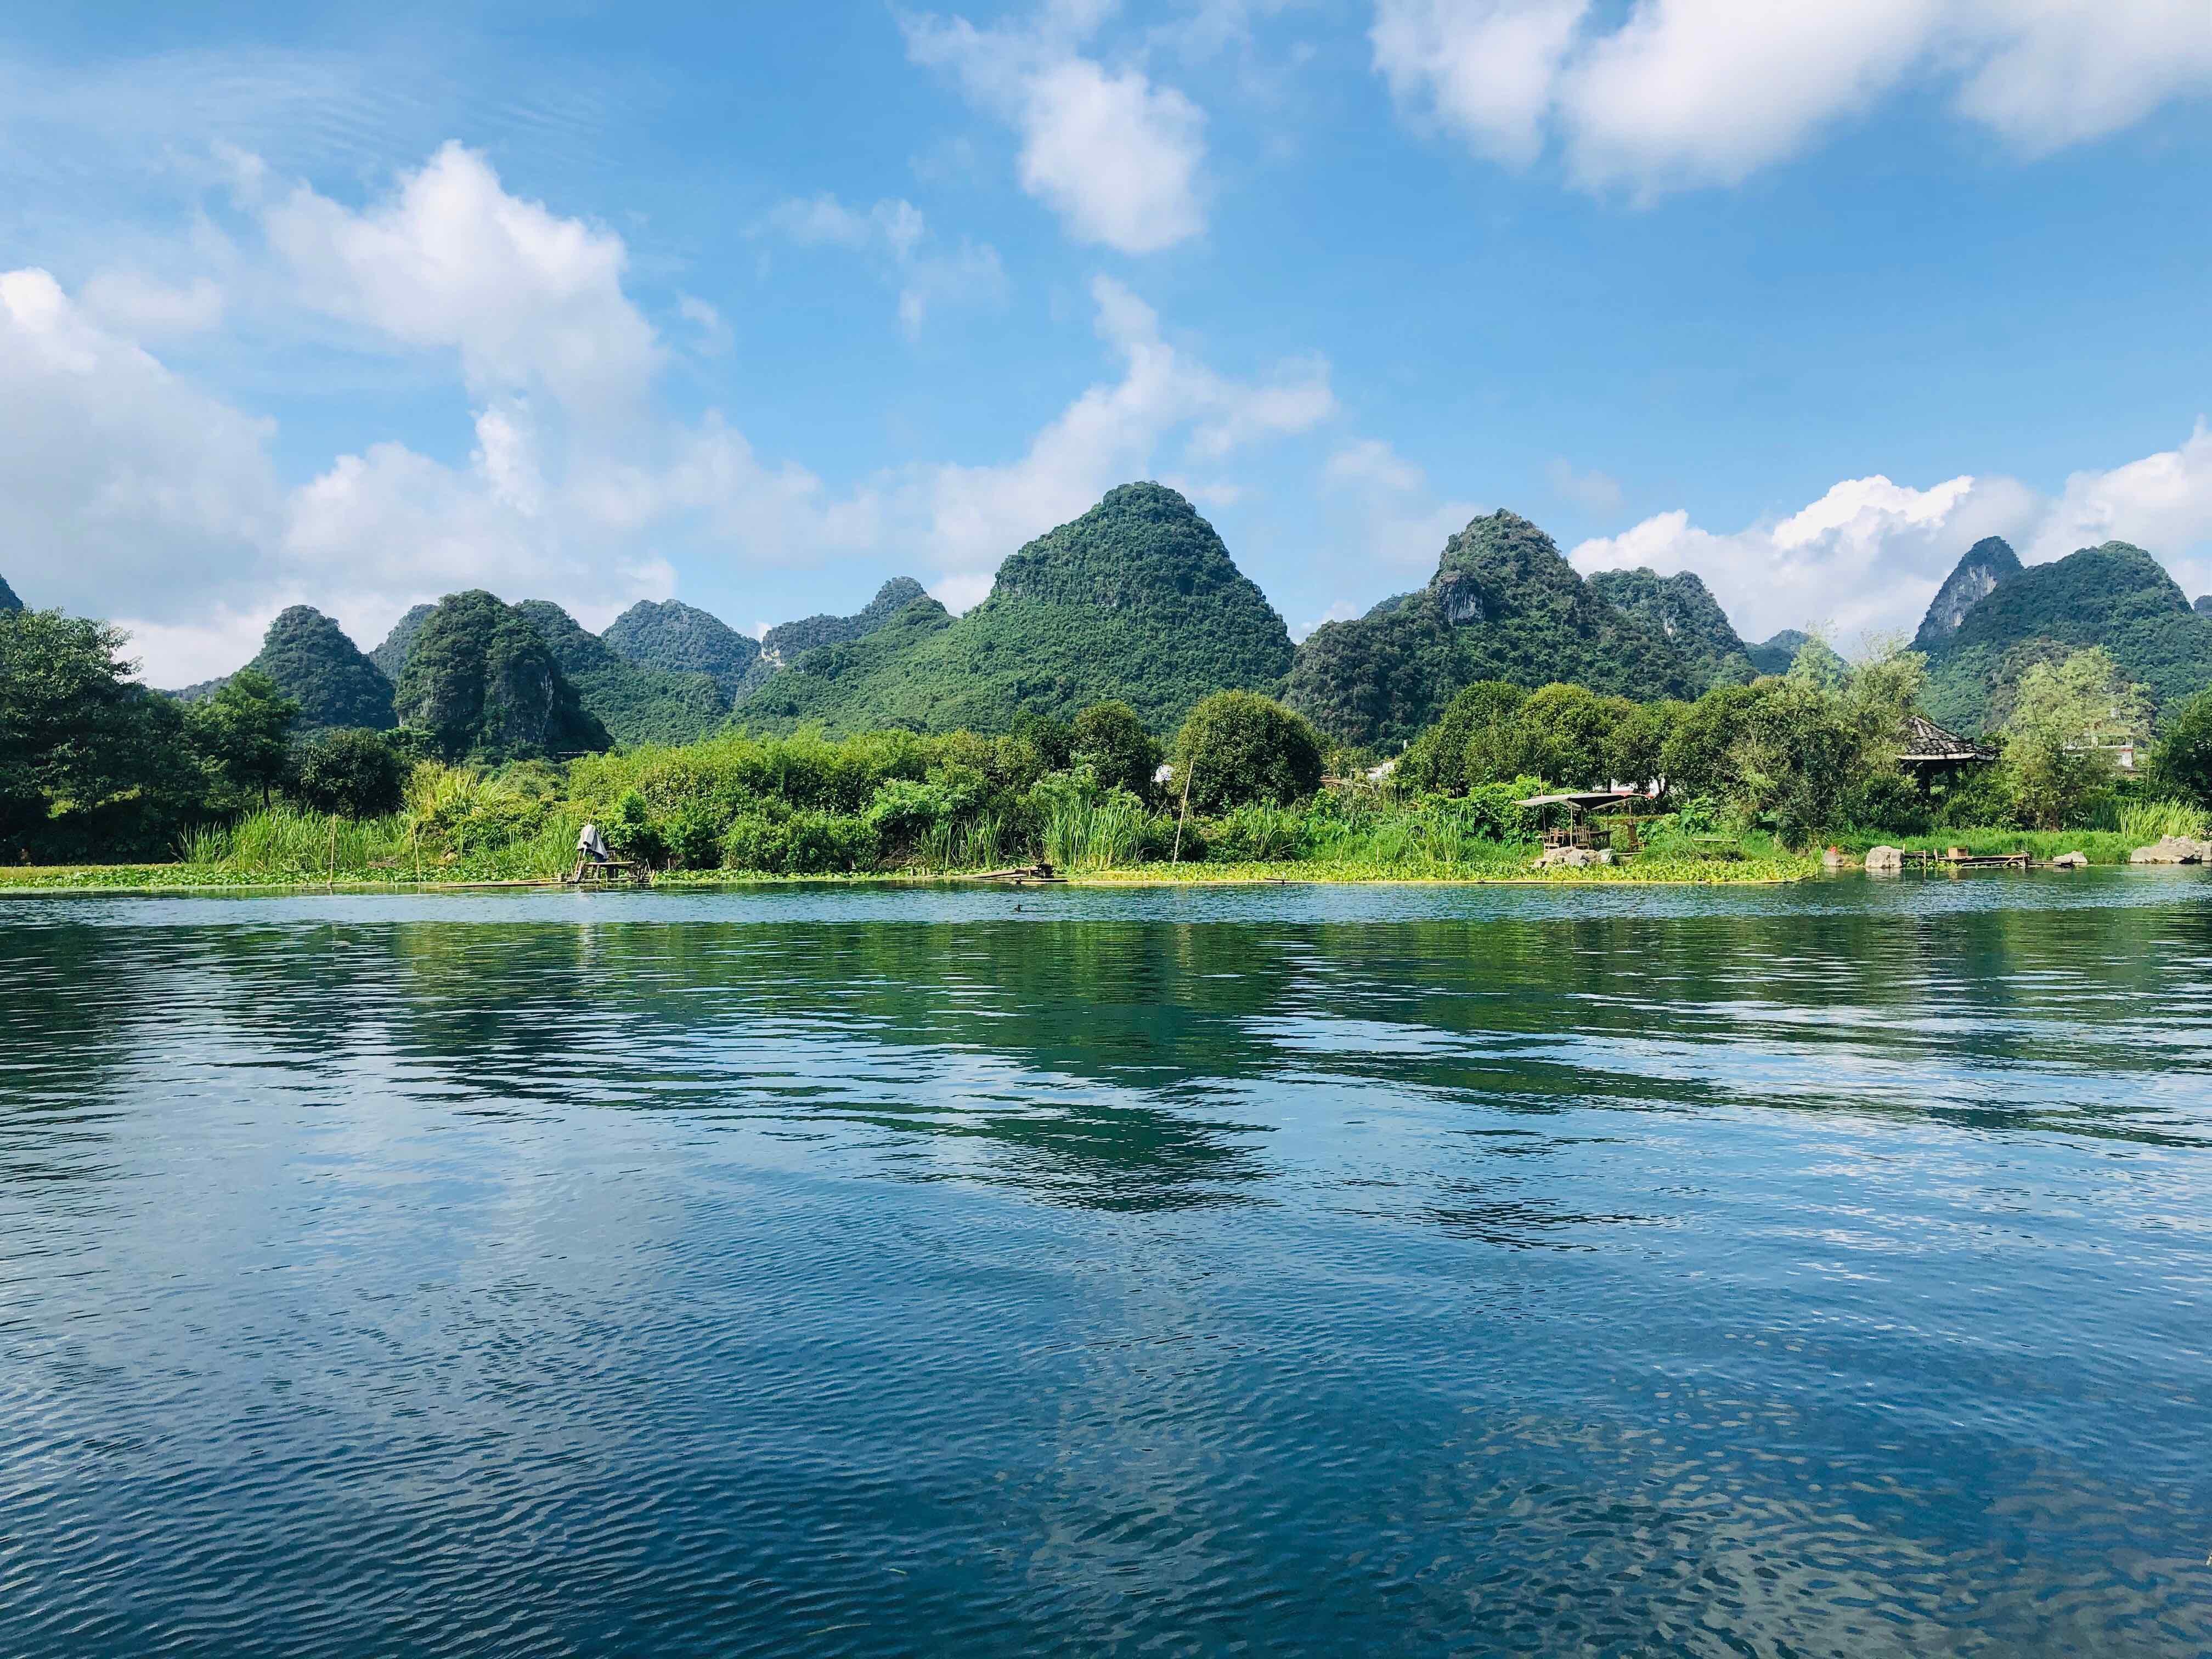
3 873 2210 1656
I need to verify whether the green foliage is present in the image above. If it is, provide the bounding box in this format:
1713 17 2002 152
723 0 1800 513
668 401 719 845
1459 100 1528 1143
760 578 929 665
0 608 205 859
2001 647 2150 828
1284 511 1700 750
369 604 433 683
1922 541 2212 732
1172 691 1325 812
292 728 407 818
393 591 608 763
2147 690 2212 809
602 599 766 702
185 669 300 809
242 606 395 732
515 599 727 747
1784 631 1853 693
1744 630 1806 676
737 484 1293 736
0 571 21 613
1069 699 1160 799
1586 567 1757 689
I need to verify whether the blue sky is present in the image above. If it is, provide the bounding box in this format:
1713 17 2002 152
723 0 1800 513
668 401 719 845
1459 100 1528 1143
3 0 2209 681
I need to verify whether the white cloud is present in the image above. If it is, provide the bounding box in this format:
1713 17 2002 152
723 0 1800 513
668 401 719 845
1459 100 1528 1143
1371 0 2212 193
1321 436 1483 576
678 294 732 357
78 269 226 337
263 139 659 411
758 192 1005 337
1546 456 1623 515
904 274 1334 589
1568 426 2212 644
904 3 1208 253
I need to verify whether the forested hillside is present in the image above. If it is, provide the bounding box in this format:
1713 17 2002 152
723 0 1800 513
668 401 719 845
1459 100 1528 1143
514 601 729 746
1586 568 1757 690
243 606 396 732
393 591 607 761
1283 511 1699 750
1746 630 1807 676
1913 537 2021 652
370 605 434 682
761 578 930 669
1922 541 2212 731
0 572 20 612
735 484 1294 734
603 600 765 701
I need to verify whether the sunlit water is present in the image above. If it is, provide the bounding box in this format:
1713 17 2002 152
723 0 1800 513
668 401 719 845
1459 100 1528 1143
3 872 2210 1657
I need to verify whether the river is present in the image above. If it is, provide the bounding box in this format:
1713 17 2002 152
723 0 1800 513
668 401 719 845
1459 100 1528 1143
3 872 2209 1655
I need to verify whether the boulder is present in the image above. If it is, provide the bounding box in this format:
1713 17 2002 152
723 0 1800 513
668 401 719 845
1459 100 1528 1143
2129 835 2212 865
1865 845 1904 873
2050 851 2087 870
1535 845 1604 869
1821 846 1852 870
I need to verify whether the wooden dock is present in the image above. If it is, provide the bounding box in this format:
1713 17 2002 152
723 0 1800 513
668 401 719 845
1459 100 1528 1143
1898 848 2031 870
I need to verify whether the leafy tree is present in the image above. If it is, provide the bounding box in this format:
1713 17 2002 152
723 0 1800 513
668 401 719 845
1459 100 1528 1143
292 728 407 818
187 669 300 808
1509 683 1639 789
2002 647 2150 828
2148 690 2212 809
0 609 200 858
1070 700 1161 799
1172 691 1324 811
1785 630 1852 694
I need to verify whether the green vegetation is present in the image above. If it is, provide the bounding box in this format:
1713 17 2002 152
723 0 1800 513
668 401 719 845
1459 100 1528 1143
515 600 728 746
1171 691 1325 813
1284 510 1699 751
1922 541 2212 732
737 486 1294 735
2147 690 2212 809
293 728 408 819
760 578 929 668
393 591 608 763
1912 536 2021 653
1586 567 1757 689
185 670 300 809
1999 647 2147 828
1745 629 1807 676
602 599 766 701
0 572 21 612
238 605 396 732
369 603 432 682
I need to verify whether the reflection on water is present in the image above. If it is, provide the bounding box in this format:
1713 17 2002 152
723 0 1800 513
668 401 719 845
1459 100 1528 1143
2 874 2209 1655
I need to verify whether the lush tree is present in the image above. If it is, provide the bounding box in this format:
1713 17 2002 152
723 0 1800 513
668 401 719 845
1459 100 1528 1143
292 729 408 818
1785 630 1853 694
1509 683 1639 789
1172 691 1324 811
243 606 395 732
187 669 300 807
0 609 200 858
1395 681 1526 794
1070 700 1161 799
2002 647 2150 828
2148 690 2212 809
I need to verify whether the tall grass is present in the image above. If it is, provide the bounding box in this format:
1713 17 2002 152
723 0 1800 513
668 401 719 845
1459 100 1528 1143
2090 798 2210 842
183 805 410 877
1043 793 1150 871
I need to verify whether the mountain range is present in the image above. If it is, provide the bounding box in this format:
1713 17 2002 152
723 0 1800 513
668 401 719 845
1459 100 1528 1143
12 483 2211 755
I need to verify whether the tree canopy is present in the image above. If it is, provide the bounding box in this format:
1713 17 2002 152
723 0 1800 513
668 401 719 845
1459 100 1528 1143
240 605 395 732
1586 568 1757 690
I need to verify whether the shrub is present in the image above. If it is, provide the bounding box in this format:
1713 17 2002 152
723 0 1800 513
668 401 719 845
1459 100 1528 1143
1070 701 1162 800
1171 691 1325 812
2148 690 2212 809
292 729 406 819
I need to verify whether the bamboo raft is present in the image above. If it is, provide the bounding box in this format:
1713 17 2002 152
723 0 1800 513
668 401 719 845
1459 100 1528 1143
961 862 1066 885
1898 848 2032 870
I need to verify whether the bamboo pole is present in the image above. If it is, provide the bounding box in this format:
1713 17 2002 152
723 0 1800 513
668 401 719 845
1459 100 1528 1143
1171 755 1195 865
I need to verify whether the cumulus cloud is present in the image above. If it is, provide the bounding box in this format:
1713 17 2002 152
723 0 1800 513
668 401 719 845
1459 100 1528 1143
1371 0 2212 193
905 274 1334 594
904 2 1208 253
757 192 1005 337
1568 425 2212 644
1321 436 1483 577
1546 456 1623 515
